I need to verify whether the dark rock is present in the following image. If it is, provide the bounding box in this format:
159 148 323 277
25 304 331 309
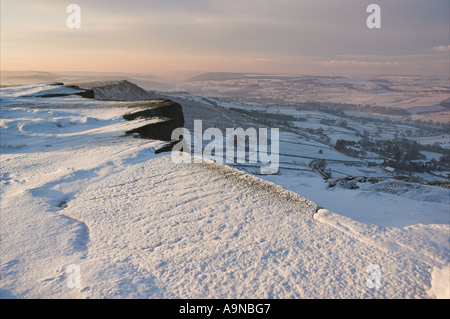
123 99 185 141
64 85 95 98
58 201 68 208
35 93 72 98
74 89 95 99
64 85 82 89
154 140 182 154
126 119 180 141
27 84 94 99
123 100 184 128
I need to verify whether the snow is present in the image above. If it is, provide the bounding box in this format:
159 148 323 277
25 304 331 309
183 74 450 120
427 265 450 299
1 84 449 299
260 173 450 228
421 151 444 161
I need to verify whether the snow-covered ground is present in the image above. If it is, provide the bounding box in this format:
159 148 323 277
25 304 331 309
182 74 450 122
165 93 449 229
1 84 449 299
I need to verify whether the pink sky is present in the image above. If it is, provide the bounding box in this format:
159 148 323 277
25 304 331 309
1 0 448 77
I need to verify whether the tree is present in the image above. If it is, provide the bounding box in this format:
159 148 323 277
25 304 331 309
334 140 347 152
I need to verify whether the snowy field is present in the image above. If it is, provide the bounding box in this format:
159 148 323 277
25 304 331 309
1 84 449 299
182 74 450 121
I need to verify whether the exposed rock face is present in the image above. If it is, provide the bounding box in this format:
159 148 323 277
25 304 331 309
153 140 181 154
126 119 179 141
123 100 185 143
21 80 185 148
123 100 184 128
66 86 95 99
24 84 94 99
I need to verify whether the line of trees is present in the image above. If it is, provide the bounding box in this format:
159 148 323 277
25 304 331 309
334 138 450 172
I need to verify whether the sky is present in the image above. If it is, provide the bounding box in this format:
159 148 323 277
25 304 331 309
1 0 449 77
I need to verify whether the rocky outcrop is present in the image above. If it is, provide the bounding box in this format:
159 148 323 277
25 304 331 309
21 81 185 149
123 100 184 128
24 84 94 99
66 85 95 98
126 119 179 141
123 100 185 143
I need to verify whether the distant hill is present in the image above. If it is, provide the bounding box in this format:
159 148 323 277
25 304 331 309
186 72 346 82
88 80 156 101
1 71 61 85
187 72 255 82
1 71 172 91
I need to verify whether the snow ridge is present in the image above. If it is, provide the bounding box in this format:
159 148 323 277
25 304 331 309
314 209 449 268
196 157 318 214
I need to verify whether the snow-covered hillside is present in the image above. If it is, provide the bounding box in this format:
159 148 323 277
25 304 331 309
160 93 450 229
1 84 449 299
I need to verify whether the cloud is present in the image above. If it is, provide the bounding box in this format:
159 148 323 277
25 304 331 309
1 0 449 75
431 45 450 52
320 60 399 66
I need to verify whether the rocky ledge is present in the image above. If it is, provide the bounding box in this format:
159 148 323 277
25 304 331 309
123 99 184 142
23 81 185 150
